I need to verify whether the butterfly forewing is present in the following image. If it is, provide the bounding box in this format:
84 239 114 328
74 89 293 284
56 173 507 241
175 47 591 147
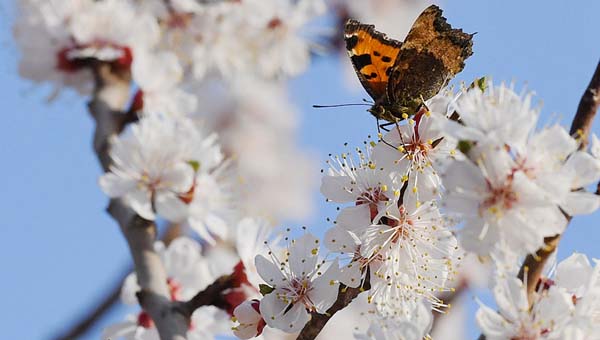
344 19 403 102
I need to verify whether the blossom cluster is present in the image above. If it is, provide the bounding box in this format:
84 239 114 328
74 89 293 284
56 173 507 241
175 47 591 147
477 253 600 339
14 0 600 339
13 0 322 223
439 83 600 259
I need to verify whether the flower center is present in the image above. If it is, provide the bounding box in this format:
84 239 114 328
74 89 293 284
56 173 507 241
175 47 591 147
281 278 315 310
387 206 413 243
480 179 517 217
356 187 389 220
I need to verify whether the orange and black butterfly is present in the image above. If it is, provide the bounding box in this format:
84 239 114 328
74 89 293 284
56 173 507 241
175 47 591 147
345 5 474 122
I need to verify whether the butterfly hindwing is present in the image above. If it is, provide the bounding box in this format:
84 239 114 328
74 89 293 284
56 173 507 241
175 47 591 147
387 5 474 114
344 19 402 102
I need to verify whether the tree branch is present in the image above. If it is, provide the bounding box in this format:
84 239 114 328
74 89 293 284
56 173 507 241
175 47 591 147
297 276 371 340
52 268 127 340
178 275 235 317
570 60 600 144
89 61 188 340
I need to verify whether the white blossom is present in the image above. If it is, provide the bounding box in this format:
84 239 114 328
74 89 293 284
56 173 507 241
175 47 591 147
362 197 458 314
354 300 433 340
443 145 567 256
99 115 196 220
99 115 234 243
441 83 539 149
256 233 340 332
321 148 396 233
477 253 600 340
372 103 460 205
232 300 266 339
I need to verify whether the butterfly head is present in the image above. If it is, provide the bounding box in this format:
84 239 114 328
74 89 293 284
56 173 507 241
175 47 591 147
368 103 415 123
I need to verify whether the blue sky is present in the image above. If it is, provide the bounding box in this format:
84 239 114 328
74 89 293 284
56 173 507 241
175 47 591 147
1 1 599 339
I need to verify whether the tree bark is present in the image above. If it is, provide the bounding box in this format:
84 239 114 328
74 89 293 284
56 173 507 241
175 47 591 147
88 62 189 340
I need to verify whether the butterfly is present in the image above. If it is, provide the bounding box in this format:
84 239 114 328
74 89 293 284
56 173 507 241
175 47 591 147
345 5 474 123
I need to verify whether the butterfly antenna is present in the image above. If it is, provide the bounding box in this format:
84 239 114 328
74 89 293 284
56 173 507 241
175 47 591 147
312 103 371 108
362 98 374 104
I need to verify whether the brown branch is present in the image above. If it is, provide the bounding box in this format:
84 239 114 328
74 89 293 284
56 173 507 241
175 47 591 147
178 275 235 317
569 59 600 145
52 268 127 340
516 234 562 305
297 276 371 340
89 61 188 340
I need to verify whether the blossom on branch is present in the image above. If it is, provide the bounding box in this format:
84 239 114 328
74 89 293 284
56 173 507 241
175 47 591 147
232 300 267 339
99 114 234 243
105 236 232 340
441 83 600 258
255 232 340 333
477 253 600 340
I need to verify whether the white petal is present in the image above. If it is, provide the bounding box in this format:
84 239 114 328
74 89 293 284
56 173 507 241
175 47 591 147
126 188 155 220
161 162 194 193
99 172 136 198
320 175 356 202
337 261 362 288
493 277 527 323
336 206 372 233
308 259 340 313
591 133 600 159
476 304 515 339
255 255 286 288
459 217 500 255
555 253 593 295
565 152 600 188
562 191 600 216
288 233 320 279
155 193 189 222
534 286 574 331
324 226 358 253
259 293 309 333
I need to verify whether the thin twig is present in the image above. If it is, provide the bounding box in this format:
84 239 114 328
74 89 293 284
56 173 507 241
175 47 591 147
297 275 371 340
178 275 235 317
52 268 128 340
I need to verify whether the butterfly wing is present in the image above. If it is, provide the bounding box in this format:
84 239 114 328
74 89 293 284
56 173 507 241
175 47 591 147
345 19 403 102
387 5 473 113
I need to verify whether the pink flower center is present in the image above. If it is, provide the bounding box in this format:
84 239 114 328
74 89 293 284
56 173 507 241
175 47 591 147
267 17 283 30
283 278 315 311
480 178 518 215
137 311 154 329
56 41 132 72
356 187 389 220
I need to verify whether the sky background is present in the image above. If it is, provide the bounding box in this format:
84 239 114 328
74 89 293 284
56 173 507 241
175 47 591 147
1 1 600 339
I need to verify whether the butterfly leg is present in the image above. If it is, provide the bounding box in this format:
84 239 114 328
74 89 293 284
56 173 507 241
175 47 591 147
378 121 395 132
376 118 399 149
